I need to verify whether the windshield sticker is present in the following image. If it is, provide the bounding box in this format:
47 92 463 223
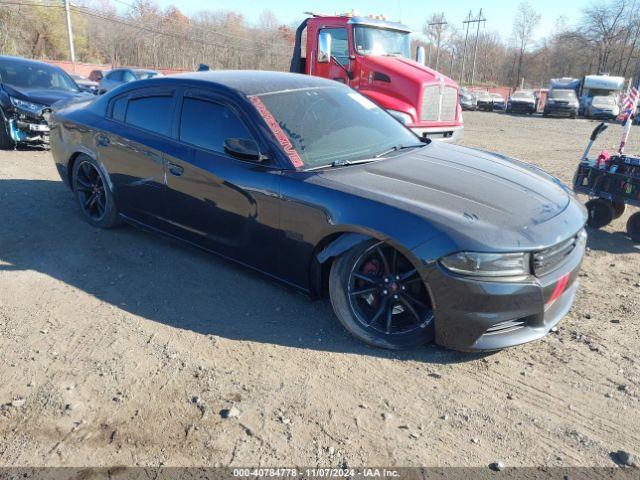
348 92 377 110
249 96 304 168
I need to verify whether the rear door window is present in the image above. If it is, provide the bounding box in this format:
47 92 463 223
179 97 253 154
111 96 127 122
125 95 173 136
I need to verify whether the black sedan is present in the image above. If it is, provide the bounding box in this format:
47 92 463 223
49 71 587 351
0 55 90 149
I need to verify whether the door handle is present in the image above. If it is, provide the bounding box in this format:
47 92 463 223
166 162 184 176
97 134 110 147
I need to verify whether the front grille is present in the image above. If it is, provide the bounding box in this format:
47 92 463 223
420 85 440 121
532 233 581 276
440 87 458 121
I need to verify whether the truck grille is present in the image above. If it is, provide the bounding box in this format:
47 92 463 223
532 232 582 276
420 85 458 122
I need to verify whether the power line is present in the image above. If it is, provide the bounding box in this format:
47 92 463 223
69 4 292 56
86 0 293 51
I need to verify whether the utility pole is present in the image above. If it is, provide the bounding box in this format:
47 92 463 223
470 8 486 86
459 10 472 85
63 0 76 72
428 15 447 71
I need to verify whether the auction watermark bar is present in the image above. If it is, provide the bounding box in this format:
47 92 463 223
0 468 637 480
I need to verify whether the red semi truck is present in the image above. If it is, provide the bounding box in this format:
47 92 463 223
289 12 463 141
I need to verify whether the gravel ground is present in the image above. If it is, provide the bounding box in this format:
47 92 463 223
0 111 638 467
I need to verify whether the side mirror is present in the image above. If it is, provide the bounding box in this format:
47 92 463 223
416 46 426 66
224 138 265 162
318 31 332 63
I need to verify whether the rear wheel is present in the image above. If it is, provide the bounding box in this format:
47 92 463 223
585 198 615 229
627 212 640 242
72 154 121 228
329 240 434 349
0 107 16 150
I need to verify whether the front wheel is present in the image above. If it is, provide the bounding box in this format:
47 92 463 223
329 241 434 349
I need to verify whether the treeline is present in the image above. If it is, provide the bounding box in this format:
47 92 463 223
0 0 639 87
0 0 295 71
418 0 640 88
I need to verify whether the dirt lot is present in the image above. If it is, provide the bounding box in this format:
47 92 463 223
0 112 638 468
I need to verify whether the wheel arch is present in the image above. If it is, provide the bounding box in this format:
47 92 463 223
308 228 428 299
67 149 114 192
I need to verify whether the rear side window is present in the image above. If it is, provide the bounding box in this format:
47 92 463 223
111 96 127 122
179 98 253 153
125 96 173 136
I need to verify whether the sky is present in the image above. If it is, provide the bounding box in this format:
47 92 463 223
152 0 587 43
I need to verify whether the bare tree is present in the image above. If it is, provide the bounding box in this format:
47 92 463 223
512 2 541 87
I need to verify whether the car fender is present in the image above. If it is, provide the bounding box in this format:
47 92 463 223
316 232 371 263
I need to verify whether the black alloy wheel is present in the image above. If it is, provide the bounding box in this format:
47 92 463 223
75 160 107 221
72 154 121 228
330 241 434 349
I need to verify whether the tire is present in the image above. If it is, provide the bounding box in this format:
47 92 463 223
627 212 640 242
329 240 435 350
0 107 16 150
585 198 615 229
612 201 626 219
71 154 121 228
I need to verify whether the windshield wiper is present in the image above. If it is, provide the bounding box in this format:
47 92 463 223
374 143 425 158
304 158 379 172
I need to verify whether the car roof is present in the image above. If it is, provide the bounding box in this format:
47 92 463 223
167 70 343 96
0 54 63 70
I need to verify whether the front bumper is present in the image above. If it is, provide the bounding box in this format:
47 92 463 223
545 105 578 116
410 124 463 143
421 233 586 351
6 108 50 146
509 102 536 113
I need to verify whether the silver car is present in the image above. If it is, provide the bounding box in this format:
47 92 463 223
585 95 620 120
98 68 162 94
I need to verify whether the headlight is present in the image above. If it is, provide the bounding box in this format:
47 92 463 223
440 251 531 277
386 109 413 125
10 96 46 114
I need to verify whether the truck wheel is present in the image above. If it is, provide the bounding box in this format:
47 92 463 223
0 107 16 150
627 212 640 242
329 240 434 350
585 199 615 229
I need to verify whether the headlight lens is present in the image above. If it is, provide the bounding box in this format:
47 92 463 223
10 96 46 114
386 109 413 125
441 251 531 277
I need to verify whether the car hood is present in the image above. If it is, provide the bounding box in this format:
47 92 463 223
314 142 586 251
1 83 89 107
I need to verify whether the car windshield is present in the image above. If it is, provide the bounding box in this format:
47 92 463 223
491 94 503 100
255 86 422 169
0 58 79 92
476 92 491 99
354 26 411 58
134 70 160 80
512 92 533 99
550 89 576 100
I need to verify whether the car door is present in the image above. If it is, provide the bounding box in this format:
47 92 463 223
96 87 177 228
316 27 351 85
161 88 282 273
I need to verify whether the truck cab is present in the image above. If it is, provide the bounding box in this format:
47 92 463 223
290 13 463 142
